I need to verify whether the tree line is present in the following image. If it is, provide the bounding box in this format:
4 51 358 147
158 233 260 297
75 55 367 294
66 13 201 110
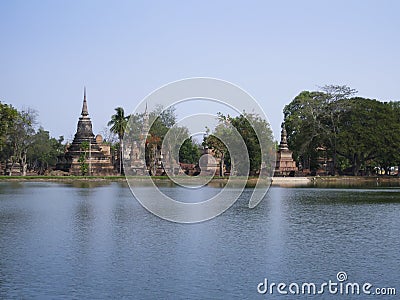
3 85 399 177
0 101 203 176
112 105 275 176
0 102 64 175
284 85 400 175
110 105 202 175
203 112 274 176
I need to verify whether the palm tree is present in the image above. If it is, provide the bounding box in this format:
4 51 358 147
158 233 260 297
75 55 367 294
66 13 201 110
108 107 128 174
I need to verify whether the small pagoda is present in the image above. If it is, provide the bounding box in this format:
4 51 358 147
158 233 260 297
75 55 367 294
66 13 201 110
56 88 114 175
275 122 298 176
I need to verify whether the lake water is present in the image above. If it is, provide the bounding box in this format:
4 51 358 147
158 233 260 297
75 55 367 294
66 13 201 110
0 182 399 299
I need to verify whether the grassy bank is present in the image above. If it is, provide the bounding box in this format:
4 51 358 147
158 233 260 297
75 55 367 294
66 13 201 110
0 175 267 187
0 175 398 182
1 175 400 188
0 175 127 181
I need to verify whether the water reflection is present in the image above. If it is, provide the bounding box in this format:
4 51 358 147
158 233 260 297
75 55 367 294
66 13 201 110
0 182 399 299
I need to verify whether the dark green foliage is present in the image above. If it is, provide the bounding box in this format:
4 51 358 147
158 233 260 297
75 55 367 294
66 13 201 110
108 107 128 141
284 86 400 175
284 90 330 171
0 102 19 155
0 101 64 175
148 105 177 144
125 105 198 167
78 141 89 176
0 105 37 175
179 138 200 164
336 98 400 175
108 107 129 174
27 128 64 174
204 112 274 176
229 115 261 175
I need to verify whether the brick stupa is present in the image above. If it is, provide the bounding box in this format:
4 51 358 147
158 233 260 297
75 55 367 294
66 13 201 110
56 88 114 175
275 122 297 176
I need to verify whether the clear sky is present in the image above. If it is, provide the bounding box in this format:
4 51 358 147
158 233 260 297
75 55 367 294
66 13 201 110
1 0 399 141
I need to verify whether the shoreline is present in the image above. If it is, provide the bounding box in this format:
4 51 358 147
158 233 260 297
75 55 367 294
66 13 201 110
1 175 400 187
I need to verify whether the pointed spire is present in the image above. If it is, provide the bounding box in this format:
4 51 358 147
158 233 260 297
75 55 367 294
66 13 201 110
143 102 149 122
81 86 89 116
279 122 289 151
141 102 150 140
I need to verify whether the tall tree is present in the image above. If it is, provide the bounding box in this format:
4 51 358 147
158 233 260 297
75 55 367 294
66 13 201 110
1 101 64 176
0 102 19 165
204 112 273 176
27 128 62 174
161 125 192 167
203 127 227 176
283 91 326 171
146 105 177 171
179 138 200 164
285 89 400 175
7 108 37 175
284 86 357 174
319 85 357 174
150 105 177 128
336 98 400 175
108 107 128 174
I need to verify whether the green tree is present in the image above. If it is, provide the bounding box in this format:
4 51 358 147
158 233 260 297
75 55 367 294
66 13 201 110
284 89 400 175
283 91 327 171
203 123 229 176
27 128 62 174
124 113 143 142
319 85 357 174
0 102 19 165
204 112 273 176
336 98 400 175
108 107 128 174
161 125 190 168
284 86 357 174
150 105 176 128
386 101 400 175
179 137 200 164
7 108 37 176
78 141 89 176
146 105 177 170
148 105 177 143
1 101 64 176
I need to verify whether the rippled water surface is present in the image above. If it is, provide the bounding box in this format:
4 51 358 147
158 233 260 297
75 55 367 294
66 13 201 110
0 182 399 299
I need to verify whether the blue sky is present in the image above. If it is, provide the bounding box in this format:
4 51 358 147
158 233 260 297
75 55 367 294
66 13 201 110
1 0 399 141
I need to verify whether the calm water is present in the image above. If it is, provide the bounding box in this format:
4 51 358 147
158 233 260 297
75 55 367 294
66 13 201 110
0 182 399 299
